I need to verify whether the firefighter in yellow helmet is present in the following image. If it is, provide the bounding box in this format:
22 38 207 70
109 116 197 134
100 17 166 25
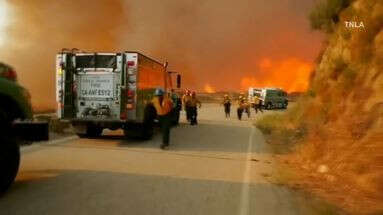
189 91 201 125
182 89 192 122
243 95 251 118
152 88 173 149
253 95 264 114
237 93 250 120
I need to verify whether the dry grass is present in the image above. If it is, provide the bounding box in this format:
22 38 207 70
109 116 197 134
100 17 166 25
285 129 383 214
255 112 306 145
259 108 383 214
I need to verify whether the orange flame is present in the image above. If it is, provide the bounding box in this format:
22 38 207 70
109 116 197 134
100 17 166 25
204 84 216 93
240 57 313 92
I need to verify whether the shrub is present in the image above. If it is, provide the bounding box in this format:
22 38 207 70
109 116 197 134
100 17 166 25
255 114 283 135
255 104 308 145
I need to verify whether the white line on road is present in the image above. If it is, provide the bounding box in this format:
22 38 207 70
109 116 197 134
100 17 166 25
239 126 254 215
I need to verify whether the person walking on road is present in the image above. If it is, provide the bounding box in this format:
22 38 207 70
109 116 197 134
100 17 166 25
170 89 182 125
253 95 264 114
189 91 202 125
182 90 192 122
152 88 173 149
244 98 251 118
237 95 246 120
222 94 231 118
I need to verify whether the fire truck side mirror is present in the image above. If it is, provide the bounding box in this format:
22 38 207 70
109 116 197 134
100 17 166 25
176 74 181 89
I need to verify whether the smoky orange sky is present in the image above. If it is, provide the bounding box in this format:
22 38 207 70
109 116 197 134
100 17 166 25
0 0 323 109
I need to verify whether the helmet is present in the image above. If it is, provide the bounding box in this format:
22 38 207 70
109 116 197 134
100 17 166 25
224 94 228 98
154 88 165 96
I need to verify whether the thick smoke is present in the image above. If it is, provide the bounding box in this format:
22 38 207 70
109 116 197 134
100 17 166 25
0 0 323 110
0 0 128 110
122 0 323 92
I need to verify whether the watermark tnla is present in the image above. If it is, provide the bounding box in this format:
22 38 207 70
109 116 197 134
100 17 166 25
345 21 365 29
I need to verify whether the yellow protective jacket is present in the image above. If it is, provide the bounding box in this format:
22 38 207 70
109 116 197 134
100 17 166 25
188 97 201 108
223 98 231 105
182 94 192 107
152 96 173 116
238 99 249 109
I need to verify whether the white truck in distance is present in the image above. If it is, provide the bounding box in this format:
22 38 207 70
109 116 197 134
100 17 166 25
248 87 288 109
56 50 181 139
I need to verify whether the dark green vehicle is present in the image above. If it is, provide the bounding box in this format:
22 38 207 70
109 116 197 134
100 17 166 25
0 62 48 193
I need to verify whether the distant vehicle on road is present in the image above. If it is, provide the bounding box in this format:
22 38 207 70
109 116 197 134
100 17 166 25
0 62 48 193
56 49 182 139
248 87 288 109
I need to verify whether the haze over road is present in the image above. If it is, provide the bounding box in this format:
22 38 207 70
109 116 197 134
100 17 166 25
0 104 339 215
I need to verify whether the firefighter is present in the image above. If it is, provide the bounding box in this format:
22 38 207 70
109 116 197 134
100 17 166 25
182 90 192 122
152 88 173 149
189 91 202 125
253 95 264 114
237 95 247 120
170 89 182 125
244 97 251 118
237 95 243 120
238 93 251 118
222 94 231 118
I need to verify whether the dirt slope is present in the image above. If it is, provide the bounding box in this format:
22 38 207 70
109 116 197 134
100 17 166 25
276 0 383 213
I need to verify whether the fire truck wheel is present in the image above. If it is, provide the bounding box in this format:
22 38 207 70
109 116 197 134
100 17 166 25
0 136 20 194
141 106 155 140
283 101 288 109
86 125 103 137
141 122 154 140
0 105 20 194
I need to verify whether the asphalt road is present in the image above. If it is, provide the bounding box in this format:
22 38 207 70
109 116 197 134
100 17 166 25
0 104 341 215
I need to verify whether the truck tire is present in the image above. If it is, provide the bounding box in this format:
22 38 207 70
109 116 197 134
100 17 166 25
75 125 103 138
141 105 156 140
140 122 154 140
123 123 153 140
86 125 103 138
0 105 20 194
283 101 288 109
266 102 273 110
123 105 155 140
0 137 20 194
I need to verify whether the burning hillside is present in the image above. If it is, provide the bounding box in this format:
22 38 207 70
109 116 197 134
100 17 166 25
240 58 314 92
204 84 216 93
257 0 383 213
